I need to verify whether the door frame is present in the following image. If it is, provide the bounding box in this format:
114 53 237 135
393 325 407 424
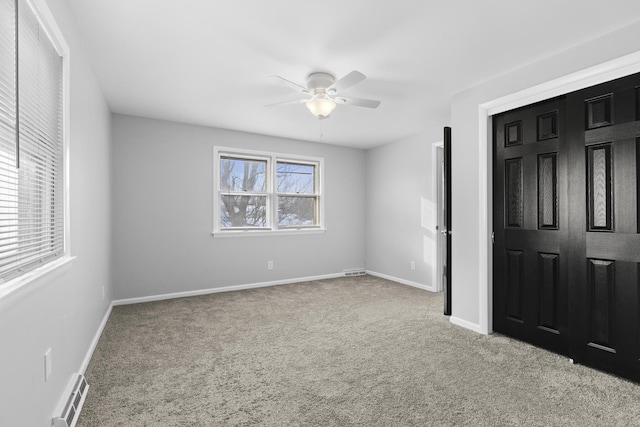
477 50 640 335
431 141 444 293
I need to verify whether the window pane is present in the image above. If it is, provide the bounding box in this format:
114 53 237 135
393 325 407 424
220 195 266 228
220 157 266 193
278 196 316 227
276 162 315 194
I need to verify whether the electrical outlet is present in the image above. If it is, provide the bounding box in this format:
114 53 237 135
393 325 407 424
267 261 274 270
410 261 416 270
44 348 52 382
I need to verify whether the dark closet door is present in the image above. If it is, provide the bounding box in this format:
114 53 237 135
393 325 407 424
493 97 570 356
566 73 640 381
494 72 640 382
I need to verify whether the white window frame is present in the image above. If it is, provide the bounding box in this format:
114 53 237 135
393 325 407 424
0 0 73 300
213 146 325 237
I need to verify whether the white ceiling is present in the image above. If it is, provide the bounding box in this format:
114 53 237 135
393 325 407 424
66 0 640 149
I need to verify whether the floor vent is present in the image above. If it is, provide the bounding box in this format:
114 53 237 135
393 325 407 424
344 269 366 277
52 374 89 427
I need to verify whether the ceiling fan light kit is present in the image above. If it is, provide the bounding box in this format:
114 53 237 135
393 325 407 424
268 70 381 119
306 95 336 118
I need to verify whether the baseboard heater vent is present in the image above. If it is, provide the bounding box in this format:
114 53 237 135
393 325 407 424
344 269 366 277
52 374 89 427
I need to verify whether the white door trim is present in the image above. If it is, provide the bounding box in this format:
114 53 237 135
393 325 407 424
431 141 444 293
478 50 640 335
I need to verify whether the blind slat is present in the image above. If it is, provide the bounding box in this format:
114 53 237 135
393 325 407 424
0 251 61 279
0 240 64 259
0 228 64 240
0 233 64 255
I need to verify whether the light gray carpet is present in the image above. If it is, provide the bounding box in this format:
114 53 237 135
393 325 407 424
78 275 640 426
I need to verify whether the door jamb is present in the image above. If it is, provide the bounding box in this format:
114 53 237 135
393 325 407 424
431 141 444 292
477 50 640 335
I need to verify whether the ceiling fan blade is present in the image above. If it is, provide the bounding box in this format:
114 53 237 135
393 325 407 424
335 96 380 108
265 98 308 107
329 71 366 93
268 75 309 93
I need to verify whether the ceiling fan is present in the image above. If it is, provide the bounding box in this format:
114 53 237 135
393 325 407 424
266 70 381 119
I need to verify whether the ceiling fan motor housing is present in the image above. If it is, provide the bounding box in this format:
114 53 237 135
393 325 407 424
307 72 335 93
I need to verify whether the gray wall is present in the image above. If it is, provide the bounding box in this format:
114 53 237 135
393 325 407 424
4 6 639 426
0 0 113 425
366 129 443 288
450 21 640 332
112 114 366 300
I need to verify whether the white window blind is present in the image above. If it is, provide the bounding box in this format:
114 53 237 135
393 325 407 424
0 0 64 282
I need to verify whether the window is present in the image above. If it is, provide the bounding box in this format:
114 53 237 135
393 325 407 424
0 0 66 283
213 147 323 235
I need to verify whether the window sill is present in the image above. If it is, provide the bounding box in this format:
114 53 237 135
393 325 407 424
212 228 326 238
0 256 76 302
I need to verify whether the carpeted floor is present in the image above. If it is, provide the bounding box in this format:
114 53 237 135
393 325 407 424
77 275 640 426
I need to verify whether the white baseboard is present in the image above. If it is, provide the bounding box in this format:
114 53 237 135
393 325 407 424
80 272 346 375
364 272 486 334
366 270 438 292
113 272 346 306
80 301 113 374
450 315 486 334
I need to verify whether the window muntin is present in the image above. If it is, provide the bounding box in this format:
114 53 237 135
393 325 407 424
214 148 323 234
0 0 65 283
